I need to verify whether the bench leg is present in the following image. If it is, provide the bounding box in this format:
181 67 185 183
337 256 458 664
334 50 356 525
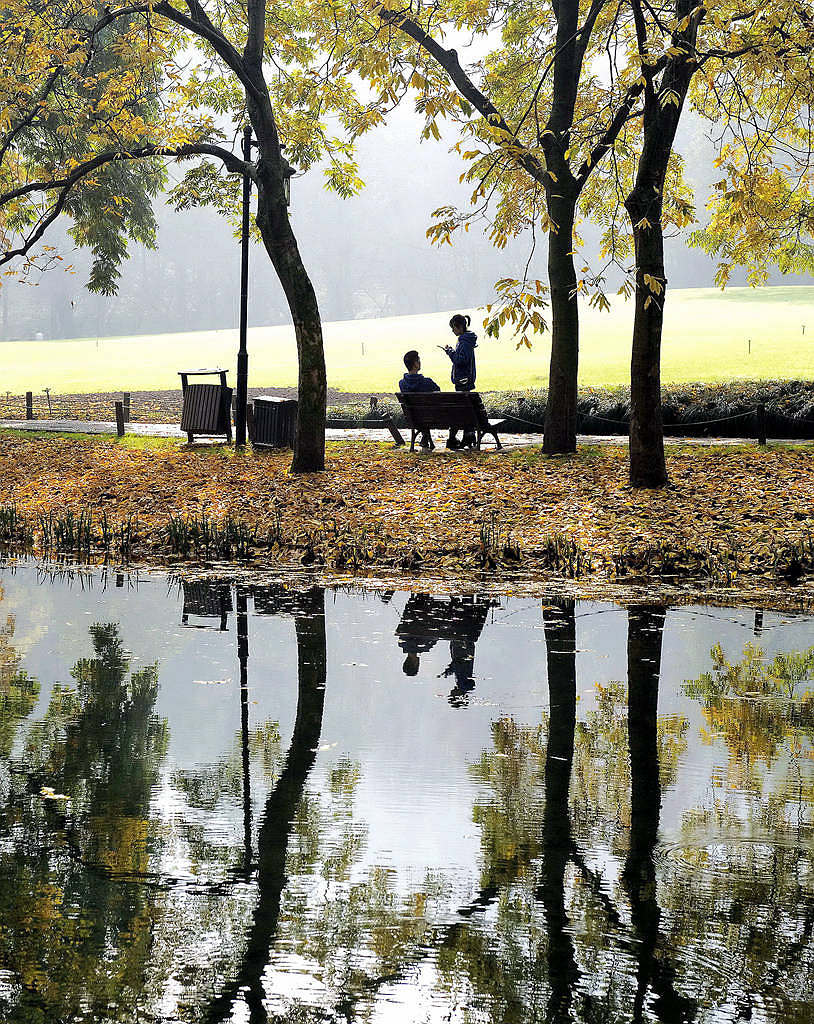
187 430 194 444
410 429 417 452
478 429 502 450
383 415 405 447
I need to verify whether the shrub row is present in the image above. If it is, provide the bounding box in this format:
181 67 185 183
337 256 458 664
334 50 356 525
328 380 814 438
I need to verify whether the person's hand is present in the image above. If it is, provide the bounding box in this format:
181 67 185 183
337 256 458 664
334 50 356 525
444 344 454 354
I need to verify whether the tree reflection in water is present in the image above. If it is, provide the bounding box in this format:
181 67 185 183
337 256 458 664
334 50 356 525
622 606 696 1023
203 587 327 1024
0 621 167 1023
0 581 812 1023
676 638 814 1021
538 599 579 1021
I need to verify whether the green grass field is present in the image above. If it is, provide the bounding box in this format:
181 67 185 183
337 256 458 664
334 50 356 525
3 285 812 394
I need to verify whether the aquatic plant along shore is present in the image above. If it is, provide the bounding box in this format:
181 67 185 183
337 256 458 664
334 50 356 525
0 434 811 595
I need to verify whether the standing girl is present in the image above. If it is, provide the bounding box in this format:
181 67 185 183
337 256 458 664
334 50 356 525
444 313 478 448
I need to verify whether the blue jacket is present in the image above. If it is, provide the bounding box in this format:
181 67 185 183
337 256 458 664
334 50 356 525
447 331 477 390
399 372 440 393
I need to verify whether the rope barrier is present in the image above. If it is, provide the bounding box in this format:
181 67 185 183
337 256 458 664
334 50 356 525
663 409 757 426
506 408 762 430
580 413 629 426
503 414 546 429
1 395 813 433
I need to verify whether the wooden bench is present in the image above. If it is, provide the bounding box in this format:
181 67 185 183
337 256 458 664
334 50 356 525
396 392 506 451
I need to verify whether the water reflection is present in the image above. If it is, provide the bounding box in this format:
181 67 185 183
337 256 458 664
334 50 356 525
182 580 232 630
396 593 496 705
206 586 326 1023
623 606 696 1022
0 571 811 1022
0 619 167 1022
540 600 578 1021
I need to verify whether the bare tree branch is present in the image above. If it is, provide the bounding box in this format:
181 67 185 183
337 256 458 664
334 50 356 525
1 142 255 268
373 5 549 184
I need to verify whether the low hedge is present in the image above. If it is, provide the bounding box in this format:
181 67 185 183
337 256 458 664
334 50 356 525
328 380 814 439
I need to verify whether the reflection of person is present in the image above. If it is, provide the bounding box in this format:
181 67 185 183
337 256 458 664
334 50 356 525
395 593 493 706
443 313 478 450
399 350 440 450
396 594 441 675
444 638 477 707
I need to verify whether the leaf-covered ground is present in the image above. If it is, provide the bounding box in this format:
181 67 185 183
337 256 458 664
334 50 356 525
0 433 812 594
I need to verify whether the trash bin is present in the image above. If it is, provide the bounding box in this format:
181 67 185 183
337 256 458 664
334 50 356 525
251 396 297 449
179 368 232 443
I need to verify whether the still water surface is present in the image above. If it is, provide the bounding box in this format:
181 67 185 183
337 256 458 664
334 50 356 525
0 565 812 1023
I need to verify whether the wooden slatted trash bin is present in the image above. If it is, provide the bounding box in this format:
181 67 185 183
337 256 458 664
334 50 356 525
179 368 233 443
181 581 233 630
251 395 297 449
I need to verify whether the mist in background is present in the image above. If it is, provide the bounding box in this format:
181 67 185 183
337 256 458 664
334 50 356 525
3 108 812 343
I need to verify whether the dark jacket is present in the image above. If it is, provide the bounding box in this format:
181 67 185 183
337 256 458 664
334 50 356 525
399 372 440 393
447 331 477 390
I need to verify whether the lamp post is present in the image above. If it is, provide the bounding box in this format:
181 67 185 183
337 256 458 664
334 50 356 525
235 129 294 448
235 125 254 448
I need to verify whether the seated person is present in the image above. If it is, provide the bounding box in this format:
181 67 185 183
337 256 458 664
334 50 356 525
398 350 439 449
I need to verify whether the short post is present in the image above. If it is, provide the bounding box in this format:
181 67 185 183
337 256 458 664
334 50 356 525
25 392 33 420
756 403 767 446
114 401 125 437
246 401 255 442
122 392 131 422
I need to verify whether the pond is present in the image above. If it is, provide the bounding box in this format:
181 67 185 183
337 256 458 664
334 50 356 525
0 564 812 1023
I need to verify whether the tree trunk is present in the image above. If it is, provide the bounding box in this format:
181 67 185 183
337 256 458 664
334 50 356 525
255 167 326 474
543 195 579 454
622 0 699 489
626 192 668 488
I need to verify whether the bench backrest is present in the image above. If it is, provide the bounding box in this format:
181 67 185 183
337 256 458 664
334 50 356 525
396 391 489 430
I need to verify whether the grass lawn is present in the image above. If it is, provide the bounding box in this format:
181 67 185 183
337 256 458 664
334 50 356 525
2 285 812 394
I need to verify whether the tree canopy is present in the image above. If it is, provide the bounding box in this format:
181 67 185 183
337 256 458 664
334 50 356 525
329 0 814 474
0 0 394 471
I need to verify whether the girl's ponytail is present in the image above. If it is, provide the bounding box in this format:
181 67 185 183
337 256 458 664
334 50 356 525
449 313 471 331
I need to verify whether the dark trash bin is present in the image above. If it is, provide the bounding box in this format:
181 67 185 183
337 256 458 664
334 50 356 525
251 396 297 449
